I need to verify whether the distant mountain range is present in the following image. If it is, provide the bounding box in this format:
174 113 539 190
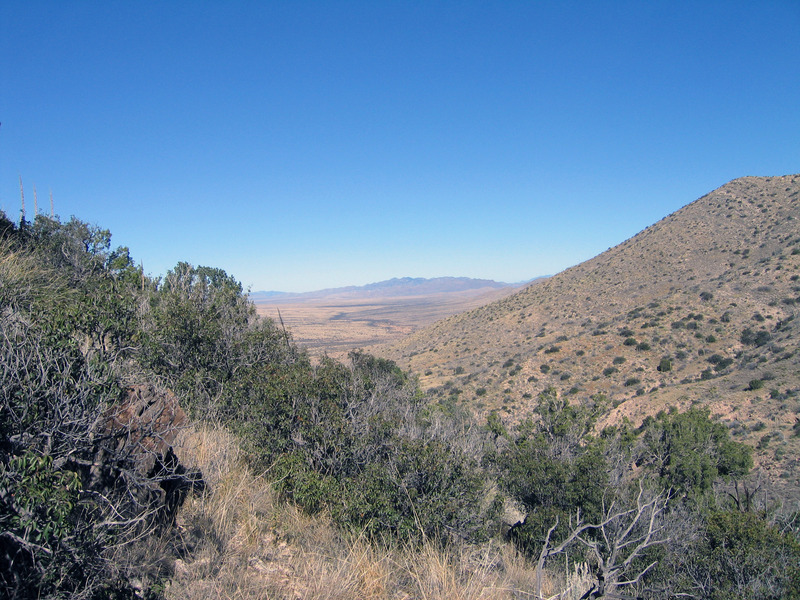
251 276 530 302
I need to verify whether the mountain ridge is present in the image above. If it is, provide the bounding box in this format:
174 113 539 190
251 276 527 302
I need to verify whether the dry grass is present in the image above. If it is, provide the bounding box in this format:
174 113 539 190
160 424 592 600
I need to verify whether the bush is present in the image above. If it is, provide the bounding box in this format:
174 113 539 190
677 511 800 599
0 215 170 597
639 407 752 501
741 328 772 347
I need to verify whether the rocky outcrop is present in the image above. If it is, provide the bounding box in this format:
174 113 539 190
90 384 203 525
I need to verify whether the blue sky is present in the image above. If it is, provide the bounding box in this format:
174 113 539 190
2 1 798 292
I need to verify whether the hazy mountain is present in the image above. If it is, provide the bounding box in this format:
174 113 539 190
251 276 522 302
381 175 800 489
250 277 529 357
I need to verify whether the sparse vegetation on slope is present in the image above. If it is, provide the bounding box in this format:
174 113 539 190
383 175 800 493
3 176 799 599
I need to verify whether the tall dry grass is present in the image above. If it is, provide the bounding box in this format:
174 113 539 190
160 424 592 600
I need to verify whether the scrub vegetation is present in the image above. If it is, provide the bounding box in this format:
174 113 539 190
3 175 800 600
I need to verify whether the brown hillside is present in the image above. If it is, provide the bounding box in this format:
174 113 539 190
380 175 800 490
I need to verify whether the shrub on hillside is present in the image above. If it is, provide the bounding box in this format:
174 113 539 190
741 327 772 347
639 407 752 502
0 214 179 598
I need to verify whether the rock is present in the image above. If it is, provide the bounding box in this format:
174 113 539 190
88 383 203 526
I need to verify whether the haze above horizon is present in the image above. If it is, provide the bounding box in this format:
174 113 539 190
1 2 798 293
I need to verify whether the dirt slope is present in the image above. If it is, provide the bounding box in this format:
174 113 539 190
380 175 800 489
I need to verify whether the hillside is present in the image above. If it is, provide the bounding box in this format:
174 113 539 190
4 189 798 600
381 175 800 488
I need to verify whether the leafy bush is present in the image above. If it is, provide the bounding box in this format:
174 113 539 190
639 407 752 501
675 511 800 599
741 327 772 347
0 215 164 597
229 350 498 544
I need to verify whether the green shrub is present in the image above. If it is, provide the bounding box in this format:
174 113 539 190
681 511 800 599
741 327 772 347
639 407 752 501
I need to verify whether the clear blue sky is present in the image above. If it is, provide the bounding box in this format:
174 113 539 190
2 1 798 292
